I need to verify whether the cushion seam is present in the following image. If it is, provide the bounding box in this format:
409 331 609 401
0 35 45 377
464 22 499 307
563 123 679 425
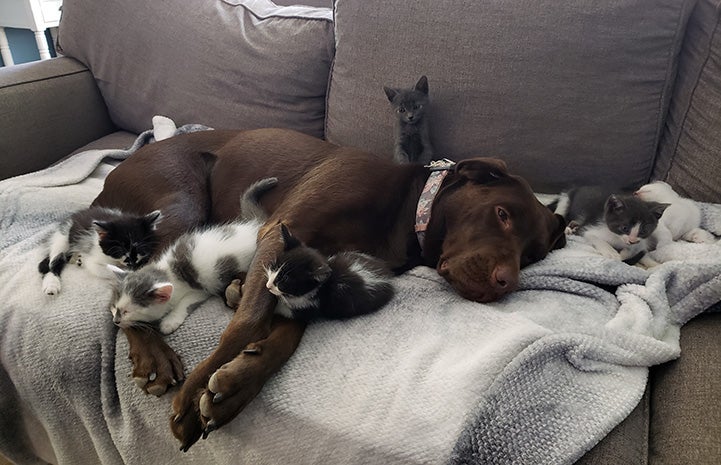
0 68 89 91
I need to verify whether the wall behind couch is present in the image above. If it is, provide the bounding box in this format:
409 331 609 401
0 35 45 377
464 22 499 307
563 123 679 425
0 27 57 67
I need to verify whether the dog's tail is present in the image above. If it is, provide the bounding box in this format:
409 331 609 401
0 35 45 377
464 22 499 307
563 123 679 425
240 177 279 222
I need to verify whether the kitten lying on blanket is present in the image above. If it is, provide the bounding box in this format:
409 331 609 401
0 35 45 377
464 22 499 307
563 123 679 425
38 208 162 295
558 186 668 267
384 75 434 165
264 223 395 322
634 181 716 248
108 178 277 334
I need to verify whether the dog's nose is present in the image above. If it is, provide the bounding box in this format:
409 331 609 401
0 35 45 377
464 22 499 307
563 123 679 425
491 265 518 292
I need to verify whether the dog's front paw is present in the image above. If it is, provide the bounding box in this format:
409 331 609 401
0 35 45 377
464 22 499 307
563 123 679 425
126 329 184 396
42 275 61 295
198 348 268 439
171 388 205 452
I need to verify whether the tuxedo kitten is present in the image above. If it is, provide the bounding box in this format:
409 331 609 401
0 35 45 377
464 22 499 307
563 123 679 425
562 186 668 267
265 224 395 322
38 208 161 295
108 179 276 334
634 181 716 247
384 75 434 165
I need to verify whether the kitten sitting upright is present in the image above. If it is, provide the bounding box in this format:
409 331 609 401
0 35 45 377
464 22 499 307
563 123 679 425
384 75 434 165
265 223 395 322
634 181 716 248
108 178 277 334
560 186 669 267
38 207 161 295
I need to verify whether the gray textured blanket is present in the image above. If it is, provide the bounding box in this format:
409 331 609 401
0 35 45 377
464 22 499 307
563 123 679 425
1 125 720 465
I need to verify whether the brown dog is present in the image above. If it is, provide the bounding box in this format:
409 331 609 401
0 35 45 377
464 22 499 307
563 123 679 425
93 128 566 450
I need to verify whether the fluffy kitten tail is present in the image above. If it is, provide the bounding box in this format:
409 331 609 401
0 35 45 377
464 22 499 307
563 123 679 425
240 177 278 222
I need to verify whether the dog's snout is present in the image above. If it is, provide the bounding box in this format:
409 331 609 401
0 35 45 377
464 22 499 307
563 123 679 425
491 264 518 292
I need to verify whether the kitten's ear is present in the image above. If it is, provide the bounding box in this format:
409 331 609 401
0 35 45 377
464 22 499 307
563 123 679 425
279 223 301 251
383 86 398 102
314 263 332 284
107 264 128 281
605 195 626 213
455 158 509 184
93 221 110 240
650 202 670 220
144 210 163 230
415 75 429 95
149 283 173 304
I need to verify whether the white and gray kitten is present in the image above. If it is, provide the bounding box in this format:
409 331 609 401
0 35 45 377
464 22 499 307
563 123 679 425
634 181 716 247
265 223 395 322
38 207 161 295
557 186 668 267
108 178 277 334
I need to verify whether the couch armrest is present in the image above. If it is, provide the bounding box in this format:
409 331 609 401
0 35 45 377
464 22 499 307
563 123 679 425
0 57 116 180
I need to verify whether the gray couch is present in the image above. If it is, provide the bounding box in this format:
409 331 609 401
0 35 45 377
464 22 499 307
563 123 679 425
1 0 720 464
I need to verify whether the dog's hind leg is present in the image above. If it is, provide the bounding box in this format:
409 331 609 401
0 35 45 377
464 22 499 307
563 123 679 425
170 223 299 451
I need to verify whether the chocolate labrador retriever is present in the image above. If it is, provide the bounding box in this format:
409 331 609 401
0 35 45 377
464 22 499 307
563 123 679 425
93 128 566 450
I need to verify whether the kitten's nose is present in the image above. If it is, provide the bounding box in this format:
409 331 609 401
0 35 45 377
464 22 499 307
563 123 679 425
113 314 121 324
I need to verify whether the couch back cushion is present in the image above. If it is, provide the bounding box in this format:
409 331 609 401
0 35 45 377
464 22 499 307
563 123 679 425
326 0 695 192
58 0 333 137
653 0 721 203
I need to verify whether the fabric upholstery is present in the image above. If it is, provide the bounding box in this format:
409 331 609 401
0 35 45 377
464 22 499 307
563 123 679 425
327 0 695 192
654 0 721 203
575 388 649 464
57 0 334 137
0 57 115 180
649 312 721 464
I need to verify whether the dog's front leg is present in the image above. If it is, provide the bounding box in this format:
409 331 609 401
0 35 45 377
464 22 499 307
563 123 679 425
170 224 299 451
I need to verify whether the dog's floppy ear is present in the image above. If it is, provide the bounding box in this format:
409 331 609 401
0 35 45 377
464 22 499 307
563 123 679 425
455 158 509 184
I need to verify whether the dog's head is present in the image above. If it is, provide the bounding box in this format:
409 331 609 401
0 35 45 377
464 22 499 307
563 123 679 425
422 158 566 303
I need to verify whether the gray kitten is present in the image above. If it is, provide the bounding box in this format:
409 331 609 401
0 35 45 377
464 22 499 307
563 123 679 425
384 75 434 165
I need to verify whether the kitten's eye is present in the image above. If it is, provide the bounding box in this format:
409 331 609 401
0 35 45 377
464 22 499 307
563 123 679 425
398 107 405 113
620 225 630 234
413 104 420 110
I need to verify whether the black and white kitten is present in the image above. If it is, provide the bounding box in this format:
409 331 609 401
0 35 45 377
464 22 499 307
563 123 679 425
38 207 161 295
384 75 434 165
265 224 395 322
558 186 669 267
108 178 277 334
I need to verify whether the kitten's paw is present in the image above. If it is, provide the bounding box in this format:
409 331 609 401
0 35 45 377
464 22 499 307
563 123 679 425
684 228 716 244
42 275 61 295
598 249 621 260
159 315 184 335
224 279 243 309
564 220 580 236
